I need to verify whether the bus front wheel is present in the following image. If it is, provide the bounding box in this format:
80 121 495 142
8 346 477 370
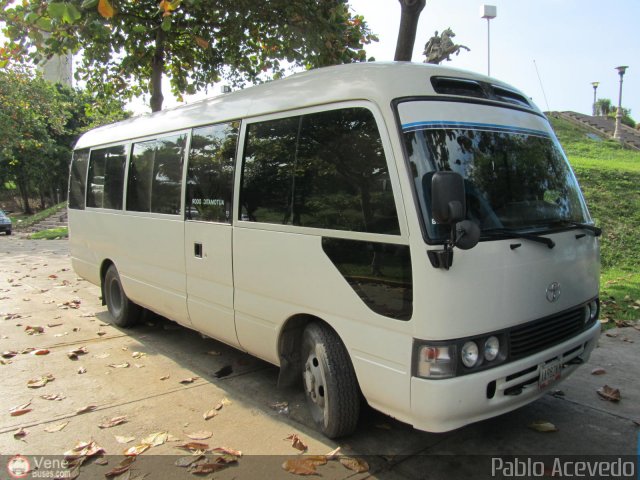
104 265 141 328
301 323 360 438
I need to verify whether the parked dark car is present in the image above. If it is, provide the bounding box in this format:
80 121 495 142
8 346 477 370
0 210 12 235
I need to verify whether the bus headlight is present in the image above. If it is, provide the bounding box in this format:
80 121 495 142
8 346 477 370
415 344 456 379
484 336 500 361
461 341 479 368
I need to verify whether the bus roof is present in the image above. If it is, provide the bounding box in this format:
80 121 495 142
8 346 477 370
74 62 539 150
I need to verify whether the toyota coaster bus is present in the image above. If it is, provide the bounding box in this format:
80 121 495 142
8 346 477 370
68 62 601 438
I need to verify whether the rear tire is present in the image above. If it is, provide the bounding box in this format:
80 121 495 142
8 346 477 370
103 265 141 327
301 323 360 438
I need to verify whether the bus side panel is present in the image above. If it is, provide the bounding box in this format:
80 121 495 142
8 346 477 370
68 209 101 287
232 227 414 424
117 214 189 326
73 211 190 327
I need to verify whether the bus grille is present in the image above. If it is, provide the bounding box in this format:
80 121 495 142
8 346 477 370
509 307 586 359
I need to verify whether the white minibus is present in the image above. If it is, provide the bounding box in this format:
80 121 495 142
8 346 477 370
68 62 601 438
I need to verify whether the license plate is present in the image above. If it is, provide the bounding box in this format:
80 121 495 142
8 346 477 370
538 359 561 389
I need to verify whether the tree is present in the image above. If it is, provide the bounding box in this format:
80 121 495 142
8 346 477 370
0 66 129 212
595 98 612 116
394 0 426 61
0 0 377 112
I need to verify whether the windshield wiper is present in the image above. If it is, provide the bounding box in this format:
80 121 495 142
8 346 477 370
555 221 602 237
482 228 556 249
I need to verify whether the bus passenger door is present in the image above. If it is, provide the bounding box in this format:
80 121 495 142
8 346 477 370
185 221 238 347
183 121 240 348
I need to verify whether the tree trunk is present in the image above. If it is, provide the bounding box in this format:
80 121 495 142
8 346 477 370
17 178 32 215
150 28 166 113
394 0 426 61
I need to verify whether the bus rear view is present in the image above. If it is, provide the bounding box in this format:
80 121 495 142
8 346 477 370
68 63 600 437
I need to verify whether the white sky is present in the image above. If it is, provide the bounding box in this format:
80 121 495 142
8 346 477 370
128 0 638 119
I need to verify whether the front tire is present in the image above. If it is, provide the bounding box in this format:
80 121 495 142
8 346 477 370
103 265 141 327
301 323 360 438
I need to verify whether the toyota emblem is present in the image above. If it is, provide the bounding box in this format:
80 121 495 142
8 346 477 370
546 282 561 303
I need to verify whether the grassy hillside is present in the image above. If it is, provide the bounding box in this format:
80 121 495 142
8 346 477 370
550 116 640 322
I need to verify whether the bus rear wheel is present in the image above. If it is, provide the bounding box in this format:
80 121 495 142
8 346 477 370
301 323 360 438
104 265 141 328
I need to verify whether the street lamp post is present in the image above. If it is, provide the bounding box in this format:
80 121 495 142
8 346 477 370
591 82 599 116
613 66 628 141
480 5 497 76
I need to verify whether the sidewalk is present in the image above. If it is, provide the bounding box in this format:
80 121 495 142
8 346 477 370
1 238 638 479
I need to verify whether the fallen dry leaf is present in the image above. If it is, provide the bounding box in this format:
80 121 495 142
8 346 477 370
77 366 87 374
203 409 218 420
14 427 28 439
25 325 44 335
41 393 65 401
99 415 127 429
176 441 210 453
2 351 17 359
31 349 50 356
124 443 150 456
45 421 69 433
9 401 32 416
105 457 136 478
324 446 341 459
67 346 88 360
597 385 621 402
179 376 198 384
115 435 136 444
64 440 105 460
47 322 63 327
591 367 607 375
140 431 168 446
285 433 308 452
528 420 558 432
159 375 170 381
186 431 212 440
131 351 146 359
339 456 369 473
27 373 55 388
282 457 326 476
212 446 242 457
108 362 130 369
188 461 229 475
76 405 97 415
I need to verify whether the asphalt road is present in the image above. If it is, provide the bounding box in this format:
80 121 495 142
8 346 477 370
0 237 638 479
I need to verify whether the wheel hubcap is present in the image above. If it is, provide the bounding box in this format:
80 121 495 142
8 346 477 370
109 279 123 316
304 354 325 411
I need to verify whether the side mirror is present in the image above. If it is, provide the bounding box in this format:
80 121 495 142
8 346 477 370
431 171 466 225
428 172 480 267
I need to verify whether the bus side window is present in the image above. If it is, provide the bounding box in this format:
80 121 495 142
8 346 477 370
127 134 187 215
186 121 239 223
86 145 127 210
69 149 89 210
239 107 400 235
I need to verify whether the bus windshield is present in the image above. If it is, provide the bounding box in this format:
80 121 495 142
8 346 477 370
403 124 591 241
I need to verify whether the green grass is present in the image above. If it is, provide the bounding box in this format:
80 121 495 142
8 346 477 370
28 227 68 240
550 116 640 322
10 202 66 230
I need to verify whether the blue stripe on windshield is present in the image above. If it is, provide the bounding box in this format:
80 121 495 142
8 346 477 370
402 121 549 137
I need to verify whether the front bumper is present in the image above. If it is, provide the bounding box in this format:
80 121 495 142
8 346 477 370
409 321 600 432
0 224 11 233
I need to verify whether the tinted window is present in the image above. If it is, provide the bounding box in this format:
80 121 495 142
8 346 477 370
240 108 400 235
86 145 127 209
186 122 239 223
69 149 89 210
127 134 186 215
